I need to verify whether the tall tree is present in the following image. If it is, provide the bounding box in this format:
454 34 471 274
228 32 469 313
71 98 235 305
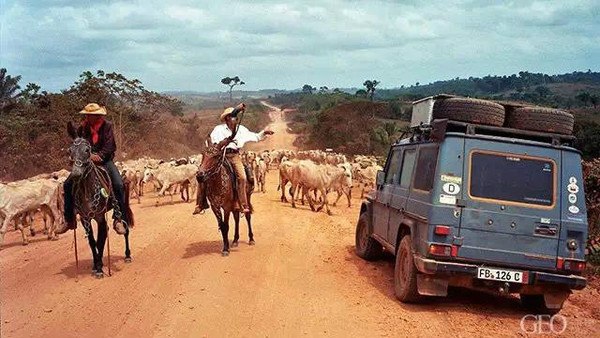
0 68 22 112
221 76 245 102
319 86 329 94
302 84 316 94
363 80 380 101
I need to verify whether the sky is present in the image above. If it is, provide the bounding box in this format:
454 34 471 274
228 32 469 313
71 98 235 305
1 0 599 93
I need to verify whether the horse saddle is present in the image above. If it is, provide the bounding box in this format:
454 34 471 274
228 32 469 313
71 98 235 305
93 165 113 198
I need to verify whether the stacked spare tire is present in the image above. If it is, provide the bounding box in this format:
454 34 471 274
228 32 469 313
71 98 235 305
432 97 575 135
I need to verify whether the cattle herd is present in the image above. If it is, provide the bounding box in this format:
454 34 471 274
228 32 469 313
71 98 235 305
0 149 382 249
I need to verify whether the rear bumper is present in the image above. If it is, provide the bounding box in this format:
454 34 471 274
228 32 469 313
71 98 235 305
414 256 587 290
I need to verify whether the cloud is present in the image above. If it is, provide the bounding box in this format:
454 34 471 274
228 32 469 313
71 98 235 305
1 0 599 92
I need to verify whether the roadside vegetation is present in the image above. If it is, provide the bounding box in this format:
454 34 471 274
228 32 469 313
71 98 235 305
0 69 268 181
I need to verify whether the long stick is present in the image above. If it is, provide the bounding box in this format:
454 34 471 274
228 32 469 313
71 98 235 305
74 228 79 278
106 223 112 277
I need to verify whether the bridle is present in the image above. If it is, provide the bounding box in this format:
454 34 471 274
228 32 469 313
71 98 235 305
200 145 228 180
69 138 93 177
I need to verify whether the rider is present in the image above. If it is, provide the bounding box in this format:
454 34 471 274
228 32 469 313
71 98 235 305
55 103 129 235
193 103 274 214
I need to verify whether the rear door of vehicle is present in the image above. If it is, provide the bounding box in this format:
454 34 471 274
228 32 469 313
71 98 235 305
458 139 560 270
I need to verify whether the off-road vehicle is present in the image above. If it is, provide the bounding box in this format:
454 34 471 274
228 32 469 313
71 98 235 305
355 95 587 313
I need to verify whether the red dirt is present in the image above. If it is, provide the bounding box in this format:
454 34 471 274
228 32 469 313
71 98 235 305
1 103 599 337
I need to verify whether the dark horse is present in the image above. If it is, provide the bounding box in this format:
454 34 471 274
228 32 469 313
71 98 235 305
66 123 134 277
196 142 255 256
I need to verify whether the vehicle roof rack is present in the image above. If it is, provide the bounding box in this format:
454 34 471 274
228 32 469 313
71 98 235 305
442 120 575 146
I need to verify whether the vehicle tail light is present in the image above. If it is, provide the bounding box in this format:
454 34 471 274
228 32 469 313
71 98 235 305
434 225 451 236
429 244 452 257
451 245 459 257
557 257 586 272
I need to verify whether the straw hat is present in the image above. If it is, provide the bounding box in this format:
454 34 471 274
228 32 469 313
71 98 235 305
79 103 107 115
220 107 235 122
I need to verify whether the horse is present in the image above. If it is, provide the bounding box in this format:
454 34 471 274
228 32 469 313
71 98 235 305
196 142 255 256
66 123 134 278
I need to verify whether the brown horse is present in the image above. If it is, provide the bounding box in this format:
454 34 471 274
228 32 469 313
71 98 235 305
196 142 254 256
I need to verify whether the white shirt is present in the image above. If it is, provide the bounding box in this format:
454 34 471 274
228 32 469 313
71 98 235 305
210 124 265 150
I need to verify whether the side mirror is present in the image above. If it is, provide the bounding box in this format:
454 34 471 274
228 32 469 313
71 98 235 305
376 170 385 188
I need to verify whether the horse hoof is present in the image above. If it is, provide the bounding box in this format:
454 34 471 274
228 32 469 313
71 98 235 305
222 251 230 257
22 241 29 246
95 271 104 279
124 257 133 263
249 240 256 246
232 242 239 248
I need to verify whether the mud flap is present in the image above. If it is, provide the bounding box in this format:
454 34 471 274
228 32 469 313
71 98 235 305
417 274 448 297
544 291 570 310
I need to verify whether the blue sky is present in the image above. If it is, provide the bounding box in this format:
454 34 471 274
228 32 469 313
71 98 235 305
1 0 599 92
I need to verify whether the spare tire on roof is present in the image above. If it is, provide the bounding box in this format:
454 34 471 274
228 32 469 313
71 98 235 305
506 107 574 135
433 97 505 127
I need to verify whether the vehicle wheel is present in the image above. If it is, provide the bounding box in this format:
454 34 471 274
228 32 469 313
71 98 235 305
355 212 382 261
506 107 574 135
520 294 562 315
433 97 505 126
394 235 422 303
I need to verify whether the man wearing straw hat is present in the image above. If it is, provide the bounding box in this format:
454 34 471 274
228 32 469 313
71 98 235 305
193 103 274 215
56 103 129 235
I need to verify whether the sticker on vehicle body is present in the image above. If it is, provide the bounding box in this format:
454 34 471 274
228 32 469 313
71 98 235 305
540 218 551 224
567 184 579 194
568 194 577 204
569 177 577 184
442 183 460 195
439 194 457 205
441 174 461 184
568 205 580 214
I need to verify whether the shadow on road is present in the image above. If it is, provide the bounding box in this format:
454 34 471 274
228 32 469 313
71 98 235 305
183 240 226 259
56 256 126 279
345 245 527 320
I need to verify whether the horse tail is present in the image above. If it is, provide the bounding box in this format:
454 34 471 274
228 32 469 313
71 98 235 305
123 180 135 228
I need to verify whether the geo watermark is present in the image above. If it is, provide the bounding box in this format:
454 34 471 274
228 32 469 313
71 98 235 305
520 314 567 334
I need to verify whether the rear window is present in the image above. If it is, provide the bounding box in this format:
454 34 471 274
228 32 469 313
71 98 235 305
413 146 439 191
469 151 555 207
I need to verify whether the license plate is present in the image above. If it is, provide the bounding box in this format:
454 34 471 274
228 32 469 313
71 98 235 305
477 267 525 283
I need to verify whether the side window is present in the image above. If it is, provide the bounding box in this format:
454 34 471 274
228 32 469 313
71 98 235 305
399 149 416 188
385 149 402 184
413 146 439 191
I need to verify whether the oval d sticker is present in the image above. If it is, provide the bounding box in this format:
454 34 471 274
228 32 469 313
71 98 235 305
442 183 460 195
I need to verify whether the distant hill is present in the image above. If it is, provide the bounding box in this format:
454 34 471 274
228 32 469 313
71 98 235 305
377 70 600 109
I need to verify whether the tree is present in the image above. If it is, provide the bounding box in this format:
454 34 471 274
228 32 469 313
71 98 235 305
319 86 329 94
355 89 367 98
221 76 245 102
302 84 316 94
576 92 592 106
363 80 380 101
374 122 403 145
20 83 41 103
0 68 22 112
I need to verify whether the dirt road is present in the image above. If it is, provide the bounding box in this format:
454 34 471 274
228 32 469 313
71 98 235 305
1 103 599 337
